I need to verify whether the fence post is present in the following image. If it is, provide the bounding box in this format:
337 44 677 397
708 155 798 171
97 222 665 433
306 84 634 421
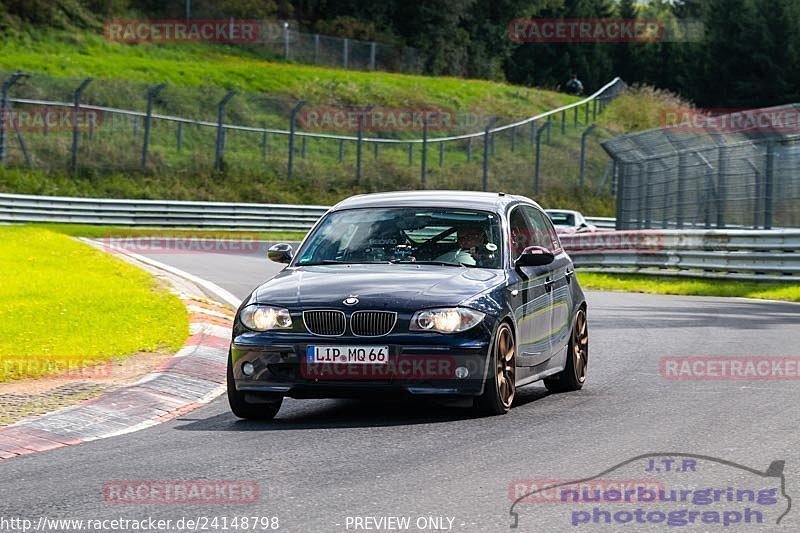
466 137 472 163
578 124 596 186
716 144 726 228
0 72 27 164
408 143 413 166
529 120 536 151
370 42 377 70
482 117 499 192
534 122 550 194
573 106 578 128
177 122 183 151
214 89 235 171
615 161 625 230
283 22 290 60
421 117 428 187
343 38 349 69
642 162 651 229
764 142 774 229
356 106 371 184
261 130 268 156
141 83 167 171
676 152 686 229
287 100 306 180
70 78 92 174
584 102 590 124
561 110 566 135
301 136 307 158
546 116 552 143
338 139 344 163
438 142 444 168
313 34 319 64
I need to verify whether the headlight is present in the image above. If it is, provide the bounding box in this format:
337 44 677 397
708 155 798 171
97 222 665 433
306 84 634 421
240 305 292 331
410 308 485 334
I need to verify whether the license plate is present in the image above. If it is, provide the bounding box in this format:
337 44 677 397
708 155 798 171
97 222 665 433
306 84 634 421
307 345 389 364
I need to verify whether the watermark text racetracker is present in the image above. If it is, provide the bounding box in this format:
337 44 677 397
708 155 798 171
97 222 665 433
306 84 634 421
0 515 280 532
104 19 260 43
661 356 800 381
1 107 102 132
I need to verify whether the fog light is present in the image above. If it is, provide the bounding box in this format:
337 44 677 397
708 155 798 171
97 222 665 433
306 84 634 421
242 362 255 377
455 366 469 379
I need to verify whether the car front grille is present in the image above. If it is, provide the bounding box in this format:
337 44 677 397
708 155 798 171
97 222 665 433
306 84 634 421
303 310 346 336
350 311 397 337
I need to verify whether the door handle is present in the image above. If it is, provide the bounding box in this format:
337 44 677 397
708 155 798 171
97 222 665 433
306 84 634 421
565 269 574 284
544 277 554 291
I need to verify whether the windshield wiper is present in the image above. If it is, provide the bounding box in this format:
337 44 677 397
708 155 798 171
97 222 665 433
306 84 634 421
390 260 464 267
298 260 391 266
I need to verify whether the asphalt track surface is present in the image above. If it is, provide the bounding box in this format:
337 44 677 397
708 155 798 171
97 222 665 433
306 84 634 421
2 240 799 532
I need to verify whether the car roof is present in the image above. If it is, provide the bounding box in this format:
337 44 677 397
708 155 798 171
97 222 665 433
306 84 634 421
545 209 581 216
330 190 540 212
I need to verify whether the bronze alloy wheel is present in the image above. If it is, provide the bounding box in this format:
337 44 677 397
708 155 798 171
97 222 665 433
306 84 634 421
573 308 588 383
495 323 516 408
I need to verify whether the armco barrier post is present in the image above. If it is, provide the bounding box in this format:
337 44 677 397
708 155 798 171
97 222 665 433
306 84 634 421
142 83 167 171
70 78 92 174
214 90 235 171
287 100 306 180
579 124 596 186
0 72 27 164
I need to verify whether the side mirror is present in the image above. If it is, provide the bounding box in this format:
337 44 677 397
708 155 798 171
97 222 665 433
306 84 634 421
267 243 293 264
515 245 555 267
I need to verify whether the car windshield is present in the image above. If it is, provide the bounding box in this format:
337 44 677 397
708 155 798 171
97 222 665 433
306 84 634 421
547 212 575 226
295 207 503 268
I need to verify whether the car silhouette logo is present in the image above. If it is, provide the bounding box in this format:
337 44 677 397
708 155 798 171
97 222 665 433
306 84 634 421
343 296 359 305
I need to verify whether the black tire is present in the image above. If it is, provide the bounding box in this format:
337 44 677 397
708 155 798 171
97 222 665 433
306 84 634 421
544 307 588 393
227 352 283 420
475 322 516 416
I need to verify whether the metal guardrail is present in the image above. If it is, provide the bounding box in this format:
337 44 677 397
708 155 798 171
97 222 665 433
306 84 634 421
560 229 800 281
2 193 794 281
0 193 329 231
0 193 613 231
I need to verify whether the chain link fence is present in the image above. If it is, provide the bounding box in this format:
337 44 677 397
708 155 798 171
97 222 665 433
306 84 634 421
603 105 800 229
0 71 625 200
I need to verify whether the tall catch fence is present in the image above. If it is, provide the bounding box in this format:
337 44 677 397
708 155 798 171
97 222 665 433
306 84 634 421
0 71 626 199
603 105 800 230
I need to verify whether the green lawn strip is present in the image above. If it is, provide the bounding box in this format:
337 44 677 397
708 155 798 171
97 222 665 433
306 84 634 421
577 271 800 303
0 226 189 381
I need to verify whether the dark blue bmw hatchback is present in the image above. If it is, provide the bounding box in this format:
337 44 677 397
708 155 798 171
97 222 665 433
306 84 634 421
228 191 588 418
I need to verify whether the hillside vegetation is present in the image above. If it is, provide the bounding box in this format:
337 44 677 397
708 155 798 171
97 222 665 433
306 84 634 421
0 28 686 214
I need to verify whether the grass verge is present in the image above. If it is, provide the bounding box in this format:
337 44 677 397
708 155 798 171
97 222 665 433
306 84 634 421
33 223 308 241
577 272 800 303
0 226 189 381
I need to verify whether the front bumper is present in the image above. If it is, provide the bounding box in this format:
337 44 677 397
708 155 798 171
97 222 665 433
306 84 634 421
230 322 495 398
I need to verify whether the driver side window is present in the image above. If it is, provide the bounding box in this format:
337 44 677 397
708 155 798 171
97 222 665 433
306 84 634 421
509 207 534 261
522 206 557 252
